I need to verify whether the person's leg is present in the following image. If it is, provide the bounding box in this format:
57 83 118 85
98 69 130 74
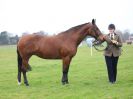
112 56 119 82
105 56 114 83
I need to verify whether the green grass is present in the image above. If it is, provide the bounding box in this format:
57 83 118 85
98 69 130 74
0 44 133 99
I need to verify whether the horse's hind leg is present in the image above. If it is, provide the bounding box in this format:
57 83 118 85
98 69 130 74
18 69 21 85
17 49 22 85
23 71 29 86
22 58 31 86
22 58 32 72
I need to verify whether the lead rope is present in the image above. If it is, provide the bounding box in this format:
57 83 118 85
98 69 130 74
93 44 106 52
92 40 106 52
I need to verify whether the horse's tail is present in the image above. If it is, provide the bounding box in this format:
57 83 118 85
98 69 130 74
17 46 22 84
17 47 22 71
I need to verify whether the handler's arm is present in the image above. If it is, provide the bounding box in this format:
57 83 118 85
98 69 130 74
116 35 123 47
104 35 112 44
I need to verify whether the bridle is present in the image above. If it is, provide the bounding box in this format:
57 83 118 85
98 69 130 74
92 35 107 52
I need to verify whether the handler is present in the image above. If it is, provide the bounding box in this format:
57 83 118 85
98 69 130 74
104 24 123 84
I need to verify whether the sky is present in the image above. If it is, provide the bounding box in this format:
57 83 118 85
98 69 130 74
0 0 133 36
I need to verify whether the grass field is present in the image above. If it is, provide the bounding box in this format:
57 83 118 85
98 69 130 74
0 44 133 99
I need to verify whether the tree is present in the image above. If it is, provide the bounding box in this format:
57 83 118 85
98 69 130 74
22 32 30 36
35 30 48 35
0 31 10 45
115 30 124 42
9 35 19 44
130 33 133 36
123 29 130 42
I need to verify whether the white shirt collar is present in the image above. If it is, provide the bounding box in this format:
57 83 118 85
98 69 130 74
110 33 115 39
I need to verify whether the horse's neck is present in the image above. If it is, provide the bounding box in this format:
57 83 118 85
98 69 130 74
72 25 89 46
57 24 89 46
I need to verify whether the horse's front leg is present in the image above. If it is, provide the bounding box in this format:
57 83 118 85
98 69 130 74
62 56 72 85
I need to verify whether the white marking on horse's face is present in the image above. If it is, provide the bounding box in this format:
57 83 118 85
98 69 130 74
18 81 21 85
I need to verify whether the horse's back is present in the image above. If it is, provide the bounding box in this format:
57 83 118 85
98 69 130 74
17 34 44 56
17 34 63 59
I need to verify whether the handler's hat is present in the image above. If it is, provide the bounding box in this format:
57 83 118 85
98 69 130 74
108 24 115 30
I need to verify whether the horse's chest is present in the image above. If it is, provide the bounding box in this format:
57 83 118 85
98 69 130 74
60 46 77 57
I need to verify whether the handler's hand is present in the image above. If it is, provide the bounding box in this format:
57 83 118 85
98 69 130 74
111 40 118 44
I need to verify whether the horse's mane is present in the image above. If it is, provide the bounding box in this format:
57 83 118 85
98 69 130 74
66 23 89 32
57 22 89 36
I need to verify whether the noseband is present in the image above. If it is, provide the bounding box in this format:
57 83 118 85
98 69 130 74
92 35 106 51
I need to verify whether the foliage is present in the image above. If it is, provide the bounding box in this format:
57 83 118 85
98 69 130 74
0 31 19 45
0 31 10 44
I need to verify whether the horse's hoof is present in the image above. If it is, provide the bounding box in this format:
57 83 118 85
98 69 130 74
62 81 69 85
66 81 69 84
18 81 21 85
25 83 29 86
24 82 29 86
62 82 65 85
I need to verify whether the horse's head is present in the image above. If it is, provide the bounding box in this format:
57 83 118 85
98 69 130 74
87 19 105 42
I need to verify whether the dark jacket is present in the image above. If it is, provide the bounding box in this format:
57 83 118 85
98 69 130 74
104 33 123 57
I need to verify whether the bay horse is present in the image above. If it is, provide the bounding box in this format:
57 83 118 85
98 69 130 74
17 19 104 86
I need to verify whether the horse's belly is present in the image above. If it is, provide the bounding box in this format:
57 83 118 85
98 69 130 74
35 50 61 59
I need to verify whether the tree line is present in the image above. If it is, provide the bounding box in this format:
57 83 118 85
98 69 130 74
0 30 133 45
0 31 19 45
115 30 133 43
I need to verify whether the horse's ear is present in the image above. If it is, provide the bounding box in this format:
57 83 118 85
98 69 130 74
92 19 96 25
